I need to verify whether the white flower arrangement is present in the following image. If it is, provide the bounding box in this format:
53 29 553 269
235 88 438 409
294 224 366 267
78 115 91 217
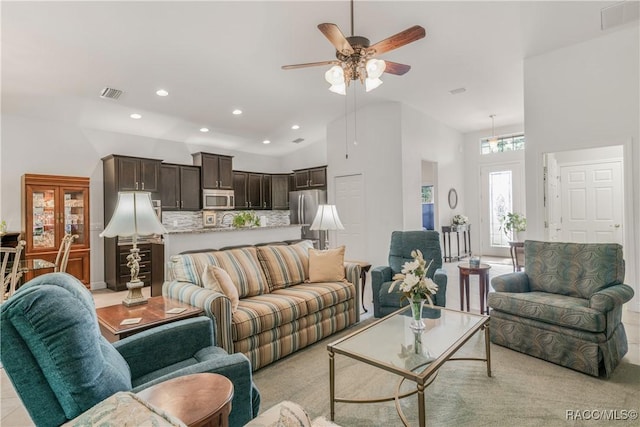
452 214 468 225
388 249 439 306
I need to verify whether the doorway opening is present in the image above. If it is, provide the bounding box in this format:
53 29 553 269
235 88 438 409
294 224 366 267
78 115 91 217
421 160 438 231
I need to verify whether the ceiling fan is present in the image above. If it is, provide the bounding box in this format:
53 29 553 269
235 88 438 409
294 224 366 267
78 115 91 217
282 0 426 94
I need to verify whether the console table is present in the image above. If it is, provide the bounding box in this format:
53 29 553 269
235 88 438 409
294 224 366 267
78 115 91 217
441 224 471 262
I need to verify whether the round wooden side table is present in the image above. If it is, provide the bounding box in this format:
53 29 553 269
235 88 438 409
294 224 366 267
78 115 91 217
458 263 492 315
137 373 234 427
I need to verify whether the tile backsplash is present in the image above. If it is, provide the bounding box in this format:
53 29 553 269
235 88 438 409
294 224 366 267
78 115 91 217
162 210 291 231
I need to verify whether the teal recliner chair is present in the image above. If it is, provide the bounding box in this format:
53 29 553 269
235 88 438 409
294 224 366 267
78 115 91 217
488 241 634 377
1 273 260 427
372 230 448 318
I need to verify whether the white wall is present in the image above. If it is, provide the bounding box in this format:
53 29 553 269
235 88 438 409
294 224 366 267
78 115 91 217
0 114 285 288
279 140 327 172
523 25 639 310
325 102 463 269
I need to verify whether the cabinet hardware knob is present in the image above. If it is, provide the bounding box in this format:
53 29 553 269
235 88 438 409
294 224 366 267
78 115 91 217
181 201 184 208
135 182 139 190
176 201 179 207
141 182 145 190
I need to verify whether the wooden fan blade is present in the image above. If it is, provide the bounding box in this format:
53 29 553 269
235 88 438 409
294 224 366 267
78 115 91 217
282 60 340 70
383 61 411 76
318 23 354 55
369 25 426 56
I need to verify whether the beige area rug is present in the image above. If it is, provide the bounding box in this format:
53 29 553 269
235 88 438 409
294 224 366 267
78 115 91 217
252 321 640 427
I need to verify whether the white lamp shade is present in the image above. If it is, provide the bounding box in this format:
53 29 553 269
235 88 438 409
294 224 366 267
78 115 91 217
366 58 386 79
325 65 344 85
365 77 383 92
329 83 347 95
100 191 166 238
309 205 345 231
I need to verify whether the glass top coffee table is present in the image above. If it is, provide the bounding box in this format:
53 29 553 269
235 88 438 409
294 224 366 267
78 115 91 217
328 306 491 426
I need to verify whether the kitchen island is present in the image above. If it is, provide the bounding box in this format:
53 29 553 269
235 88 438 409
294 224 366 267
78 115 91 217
163 224 304 271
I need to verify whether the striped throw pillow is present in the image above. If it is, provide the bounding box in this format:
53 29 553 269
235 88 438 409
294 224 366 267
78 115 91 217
212 247 269 298
257 242 312 290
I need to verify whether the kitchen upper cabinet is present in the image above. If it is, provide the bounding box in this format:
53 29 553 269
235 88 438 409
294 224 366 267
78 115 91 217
233 171 248 209
160 164 201 211
193 152 233 190
102 155 162 222
271 174 289 210
261 175 272 209
247 173 262 209
108 156 160 192
293 166 327 190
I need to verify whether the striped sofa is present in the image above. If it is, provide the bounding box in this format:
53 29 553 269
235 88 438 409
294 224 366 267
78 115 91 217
163 241 360 371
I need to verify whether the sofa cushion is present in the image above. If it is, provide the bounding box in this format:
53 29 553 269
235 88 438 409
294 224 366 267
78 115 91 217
525 241 625 299
257 241 313 291
232 294 309 341
488 291 606 333
273 282 354 315
308 246 346 283
202 265 240 312
212 248 270 298
170 248 269 298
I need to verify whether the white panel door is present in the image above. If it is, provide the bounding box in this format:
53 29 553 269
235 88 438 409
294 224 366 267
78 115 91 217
560 161 623 244
334 174 366 260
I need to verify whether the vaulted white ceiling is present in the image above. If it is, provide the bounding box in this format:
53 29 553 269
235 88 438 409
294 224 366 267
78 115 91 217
2 1 631 155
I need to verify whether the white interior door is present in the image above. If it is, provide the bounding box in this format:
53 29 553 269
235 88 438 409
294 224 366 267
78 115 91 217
334 174 365 260
560 161 623 244
480 162 524 257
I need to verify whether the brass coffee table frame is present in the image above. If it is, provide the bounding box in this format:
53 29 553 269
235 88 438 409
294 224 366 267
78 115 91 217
328 306 491 427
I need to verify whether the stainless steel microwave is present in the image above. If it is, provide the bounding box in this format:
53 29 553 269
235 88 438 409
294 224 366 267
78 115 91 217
202 189 235 210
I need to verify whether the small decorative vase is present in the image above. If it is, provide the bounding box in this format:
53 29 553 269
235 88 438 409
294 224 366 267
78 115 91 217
409 297 426 331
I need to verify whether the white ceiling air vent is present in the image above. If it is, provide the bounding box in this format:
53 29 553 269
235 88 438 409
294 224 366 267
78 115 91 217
99 87 123 100
601 1 639 30
292 138 305 144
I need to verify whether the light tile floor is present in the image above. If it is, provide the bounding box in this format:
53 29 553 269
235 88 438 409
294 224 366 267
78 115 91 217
2 260 638 426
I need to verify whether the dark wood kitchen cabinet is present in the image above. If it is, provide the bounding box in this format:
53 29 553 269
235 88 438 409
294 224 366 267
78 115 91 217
293 166 326 190
271 174 289 210
102 155 162 222
160 164 201 211
261 175 272 209
193 152 233 190
233 171 248 209
104 240 164 294
247 173 262 209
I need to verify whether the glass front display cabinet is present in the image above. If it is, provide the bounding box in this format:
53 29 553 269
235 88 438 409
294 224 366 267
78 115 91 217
22 174 90 287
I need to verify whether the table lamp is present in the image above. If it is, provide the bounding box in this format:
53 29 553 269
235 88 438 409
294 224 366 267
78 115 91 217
309 205 344 250
100 191 166 306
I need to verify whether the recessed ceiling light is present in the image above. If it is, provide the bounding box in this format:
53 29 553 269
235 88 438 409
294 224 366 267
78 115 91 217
263 140 271 144
232 109 243 115
156 89 169 97
291 124 300 130
130 113 142 119
200 127 210 133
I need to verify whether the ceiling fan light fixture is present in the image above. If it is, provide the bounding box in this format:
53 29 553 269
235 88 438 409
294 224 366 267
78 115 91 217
325 65 345 85
329 82 347 95
365 77 383 92
365 58 386 79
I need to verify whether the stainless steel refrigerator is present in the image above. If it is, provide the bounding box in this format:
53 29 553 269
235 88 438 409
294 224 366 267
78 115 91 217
290 189 327 249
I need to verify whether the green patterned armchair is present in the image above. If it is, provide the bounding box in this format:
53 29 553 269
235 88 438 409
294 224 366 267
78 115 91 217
488 240 634 377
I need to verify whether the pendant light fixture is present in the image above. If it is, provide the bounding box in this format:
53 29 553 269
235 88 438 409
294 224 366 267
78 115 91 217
488 115 498 151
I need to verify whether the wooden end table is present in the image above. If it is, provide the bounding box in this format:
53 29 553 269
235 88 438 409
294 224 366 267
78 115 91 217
137 373 233 427
346 260 372 313
457 263 492 314
96 296 203 342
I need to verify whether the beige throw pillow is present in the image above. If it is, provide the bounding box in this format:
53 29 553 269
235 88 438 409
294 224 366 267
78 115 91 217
201 265 240 312
308 246 346 283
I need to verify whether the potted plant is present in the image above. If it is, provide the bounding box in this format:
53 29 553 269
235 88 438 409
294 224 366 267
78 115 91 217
499 212 526 241
232 211 260 228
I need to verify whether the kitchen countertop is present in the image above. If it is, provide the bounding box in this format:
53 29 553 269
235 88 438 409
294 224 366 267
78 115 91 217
165 224 303 235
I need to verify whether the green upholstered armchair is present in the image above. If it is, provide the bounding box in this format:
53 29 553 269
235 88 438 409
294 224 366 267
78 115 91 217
372 230 447 318
488 240 634 377
0 273 260 427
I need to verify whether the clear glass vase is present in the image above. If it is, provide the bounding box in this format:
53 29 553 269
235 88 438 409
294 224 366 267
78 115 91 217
409 297 426 331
